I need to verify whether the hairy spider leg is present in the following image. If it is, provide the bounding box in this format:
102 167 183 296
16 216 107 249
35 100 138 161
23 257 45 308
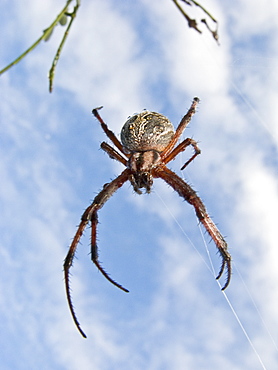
64 219 89 338
200 216 231 289
155 165 231 290
88 169 130 292
92 107 126 154
100 142 128 166
163 137 201 169
162 97 200 158
64 169 130 338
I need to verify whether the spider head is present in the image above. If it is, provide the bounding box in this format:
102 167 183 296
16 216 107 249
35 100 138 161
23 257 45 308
128 150 161 194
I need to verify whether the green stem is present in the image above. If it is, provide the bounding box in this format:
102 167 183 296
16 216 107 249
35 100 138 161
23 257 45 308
190 0 218 23
0 0 73 75
49 0 80 92
172 0 201 33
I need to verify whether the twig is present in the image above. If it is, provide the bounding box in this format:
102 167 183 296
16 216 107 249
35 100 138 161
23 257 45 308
173 0 201 33
173 0 219 43
0 0 80 92
49 1 80 92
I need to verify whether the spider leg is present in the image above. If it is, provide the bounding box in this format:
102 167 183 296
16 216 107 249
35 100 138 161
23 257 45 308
162 97 200 158
200 216 231 290
155 166 231 290
90 210 129 293
64 169 130 338
64 219 90 338
163 137 201 169
100 142 128 166
92 107 125 154
89 170 130 291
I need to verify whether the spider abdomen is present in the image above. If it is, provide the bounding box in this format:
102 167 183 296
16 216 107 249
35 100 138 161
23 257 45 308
121 111 174 152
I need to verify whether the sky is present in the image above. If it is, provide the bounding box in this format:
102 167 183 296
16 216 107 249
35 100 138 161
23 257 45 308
0 0 278 369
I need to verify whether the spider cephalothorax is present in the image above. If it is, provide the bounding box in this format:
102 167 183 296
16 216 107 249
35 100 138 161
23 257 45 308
64 98 231 338
121 111 175 193
121 111 175 152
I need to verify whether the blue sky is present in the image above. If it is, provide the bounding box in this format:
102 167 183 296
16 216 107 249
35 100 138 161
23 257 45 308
0 0 278 369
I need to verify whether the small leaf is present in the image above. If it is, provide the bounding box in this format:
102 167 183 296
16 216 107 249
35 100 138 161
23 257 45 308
43 27 54 42
59 14 68 26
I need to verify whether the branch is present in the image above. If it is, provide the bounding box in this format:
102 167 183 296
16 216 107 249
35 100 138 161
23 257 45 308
49 1 80 92
172 0 219 44
0 0 80 92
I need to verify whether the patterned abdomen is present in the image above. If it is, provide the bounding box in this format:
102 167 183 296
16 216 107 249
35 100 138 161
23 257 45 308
121 111 174 152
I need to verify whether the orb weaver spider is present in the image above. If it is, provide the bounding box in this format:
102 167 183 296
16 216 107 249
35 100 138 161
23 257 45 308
64 97 231 338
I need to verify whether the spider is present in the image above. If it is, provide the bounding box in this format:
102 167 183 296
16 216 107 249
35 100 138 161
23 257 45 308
64 97 231 338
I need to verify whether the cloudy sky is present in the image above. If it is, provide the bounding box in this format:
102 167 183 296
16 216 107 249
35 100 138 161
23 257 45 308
1 1 278 369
